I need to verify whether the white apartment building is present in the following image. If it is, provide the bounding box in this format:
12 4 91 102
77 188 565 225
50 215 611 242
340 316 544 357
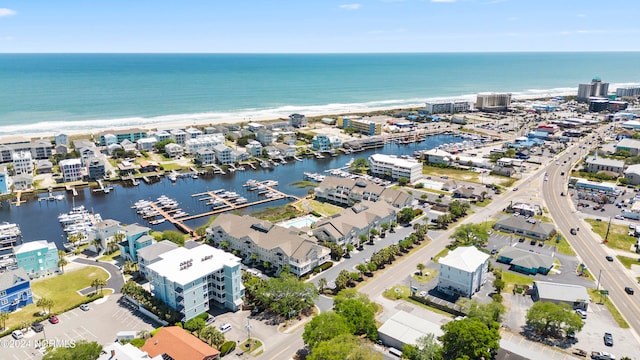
12 151 33 175
146 244 244 321
437 246 489 298
185 134 225 154
170 129 187 145
368 153 422 183
136 137 157 152
213 144 234 164
425 101 471 114
245 140 263 157
185 127 203 139
59 158 83 182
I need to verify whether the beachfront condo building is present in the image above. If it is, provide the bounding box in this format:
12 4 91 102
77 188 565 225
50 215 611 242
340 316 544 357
146 243 244 321
0 268 33 313
577 77 609 103
13 240 59 278
368 153 422 183
59 158 83 182
425 101 472 114
337 117 382 136
476 93 511 112
207 214 331 277
617 86 640 98
98 128 148 146
185 134 225 154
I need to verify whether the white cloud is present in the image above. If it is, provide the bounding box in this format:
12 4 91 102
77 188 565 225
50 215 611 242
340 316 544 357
339 4 361 10
0 8 17 17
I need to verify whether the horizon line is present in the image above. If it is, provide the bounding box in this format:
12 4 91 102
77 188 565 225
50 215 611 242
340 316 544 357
1 50 640 55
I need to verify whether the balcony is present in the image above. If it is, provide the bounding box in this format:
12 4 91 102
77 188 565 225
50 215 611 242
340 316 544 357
175 287 183 293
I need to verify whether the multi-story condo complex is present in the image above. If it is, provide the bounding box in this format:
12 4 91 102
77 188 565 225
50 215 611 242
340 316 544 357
146 243 244 321
337 117 382 136
0 139 53 164
213 144 234 164
207 214 331 277
616 86 640 98
12 151 33 175
13 240 59 278
0 223 21 269
475 93 511 112
98 128 148 146
368 153 422 183
185 134 225 154
314 176 412 208
577 77 609 103
59 158 83 182
425 101 471 114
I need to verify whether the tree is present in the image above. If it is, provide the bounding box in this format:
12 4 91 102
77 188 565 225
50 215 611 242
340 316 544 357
525 302 584 338
199 326 225 348
162 230 185 246
184 317 207 335
302 311 351 348
91 278 107 294
43 340 103 360
398 176 409 186
0 312 9 330
358 234 367 249
333 290 378 340
57 250 66 259
334 270 351 291
58 258 68 273
417 263 426 276
345 243 354 257
355 263 368 277
440 317 500 360
255 274 317 319
154 138 176 152
450 223 488 247
397 207 415 224
448 200 471 218
318 278 328 294
37 297 54 315
403 333 443 360
308 334 383 360
349 158 369 173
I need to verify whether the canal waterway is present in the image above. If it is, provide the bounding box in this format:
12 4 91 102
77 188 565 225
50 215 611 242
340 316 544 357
0 134 463 249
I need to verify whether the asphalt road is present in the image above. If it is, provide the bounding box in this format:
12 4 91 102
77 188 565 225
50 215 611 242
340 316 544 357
543 129 640 341
73 257 124 294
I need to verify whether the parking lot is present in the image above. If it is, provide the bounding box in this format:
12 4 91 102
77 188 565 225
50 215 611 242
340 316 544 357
0 294 158 360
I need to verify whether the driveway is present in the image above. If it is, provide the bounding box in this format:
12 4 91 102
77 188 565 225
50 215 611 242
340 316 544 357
73 257 124 294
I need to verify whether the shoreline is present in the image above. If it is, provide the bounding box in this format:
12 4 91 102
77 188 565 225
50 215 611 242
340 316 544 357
2 92 578 142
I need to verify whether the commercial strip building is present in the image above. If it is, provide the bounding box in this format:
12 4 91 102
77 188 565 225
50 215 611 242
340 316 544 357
532 281 589 311
146 243 244 321
493 216 555 240
584 156 625 176
368 153 423 183
437 246 490 298
207 214 331 277
496 247 555 275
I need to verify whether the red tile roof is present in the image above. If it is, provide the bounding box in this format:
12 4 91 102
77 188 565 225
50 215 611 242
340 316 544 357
142 326 220 360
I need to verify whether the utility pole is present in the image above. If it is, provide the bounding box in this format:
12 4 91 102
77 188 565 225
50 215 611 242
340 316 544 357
596 269 603 291
604 216 612 243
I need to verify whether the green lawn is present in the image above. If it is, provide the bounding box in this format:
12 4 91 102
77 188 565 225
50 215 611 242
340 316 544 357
617 255 640 269
432 248 450 262
554 235 577 256
412 269 438 283
499 177 518 188
305 199 343 217
4 267 110 331
422 165 480 183
501 271 534 292
588 288 629 328
585 219 636 252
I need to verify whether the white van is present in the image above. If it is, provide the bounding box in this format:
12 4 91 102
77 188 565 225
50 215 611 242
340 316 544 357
12 330 24 339
219 323 232 333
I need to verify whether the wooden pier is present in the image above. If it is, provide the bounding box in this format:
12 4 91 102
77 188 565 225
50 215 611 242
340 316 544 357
142 202 195 236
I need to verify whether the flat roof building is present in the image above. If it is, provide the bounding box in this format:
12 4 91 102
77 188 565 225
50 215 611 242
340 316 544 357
378 310 444 351
533 281 589 310
368 153 422 183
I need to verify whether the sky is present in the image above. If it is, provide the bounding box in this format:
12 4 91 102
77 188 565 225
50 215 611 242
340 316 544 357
0 0 639 53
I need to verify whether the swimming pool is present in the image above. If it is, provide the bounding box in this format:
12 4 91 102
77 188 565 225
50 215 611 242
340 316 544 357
417 179 444 190
279 215 317 229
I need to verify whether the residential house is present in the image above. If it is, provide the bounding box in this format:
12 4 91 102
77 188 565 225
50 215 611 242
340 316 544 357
36 159 53 174
0 268 33 312
141 326 220 360
92 219 123 254
55 144 68 156
312 201 397 247
154 130 172 143
213 144 234 164
491 165 516 177
59 158 83 182
275 144 296 158
139 160 160 173
532 281 589 311
584 156 625 176
452 186 484 201
312 135 332 152
120 139 137 152
233 150 250 162
185 127 203 139
164 143 183 158
87 157 106 180
136 137 157 152
11 174 33 191
170 129 187 146
437 246 490 297
256 129 274 146
117 223 154 262
54 133 69 146
12 151 33 175
207 214 331 277
107 143 124 155
195 148 216 166
420 149 451 165
13 240 59 278
146 244 244 320
289 113 308 128
247 122 265 132
78 146 99 167
103 134 118 147
117 160 139 176
494 216 555 240
615 138 640 156
245 140 263 157
496 247 555 275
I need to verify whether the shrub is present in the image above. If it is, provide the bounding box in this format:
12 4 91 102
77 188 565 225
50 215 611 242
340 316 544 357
220 341 237 357
129 338 145 348
150 327 163 337
310 211 322 217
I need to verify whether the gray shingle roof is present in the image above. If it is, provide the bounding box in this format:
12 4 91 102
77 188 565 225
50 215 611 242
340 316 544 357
0 268 30 291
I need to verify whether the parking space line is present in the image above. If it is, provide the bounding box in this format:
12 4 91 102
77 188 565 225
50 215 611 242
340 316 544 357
80 325 98 339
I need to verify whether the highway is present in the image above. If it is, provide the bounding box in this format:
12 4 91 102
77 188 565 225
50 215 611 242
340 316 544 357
543 132 640 338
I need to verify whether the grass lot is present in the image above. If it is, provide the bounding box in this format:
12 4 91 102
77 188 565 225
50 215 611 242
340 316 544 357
305 199 343 217
251 204 305 222
99 250 121 262
422 165 480 183
412 269 438 283
290 180 319 189
5 267 110 330
585 218 636 252
588 288 629 329
501 271 534 292
382 286 454 317
554 235 577 256
160 163 187 171
499 177 518 188
432 248 449 262
616 255 640 269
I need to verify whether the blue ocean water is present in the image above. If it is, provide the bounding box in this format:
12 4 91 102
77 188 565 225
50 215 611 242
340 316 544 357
1 52 639 136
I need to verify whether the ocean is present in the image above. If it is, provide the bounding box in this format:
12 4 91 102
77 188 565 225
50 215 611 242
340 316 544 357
1 52 640 137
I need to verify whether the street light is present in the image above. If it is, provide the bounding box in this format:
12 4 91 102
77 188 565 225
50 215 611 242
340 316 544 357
246 319 252 349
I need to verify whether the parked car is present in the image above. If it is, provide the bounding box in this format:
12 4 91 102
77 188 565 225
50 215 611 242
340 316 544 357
603 332 613 346
625 286 635 295
513 187 519 191
31 321 44 333
418 290 427 297
49 315 59 324
80 303 90 311
570 228 577 235
575 309 587 319
219 323 232 333
12 330 24 340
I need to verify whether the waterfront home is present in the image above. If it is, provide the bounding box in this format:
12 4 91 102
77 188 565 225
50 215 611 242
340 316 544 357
289 113 308 128
213 144 234 165
87 157 107 180
36 159 53 173
137 136 158 152
185 127 203 139
13 240 58 278
118 223 154 262
207 214 331 277
146 244 244 320
139 160 160 173
59 158 83 182
154 130 172 142
195 148 215 166
55 144 68 156
117 160 139 176
312 201 397 247
0 268 33 313
437 246 489 298
275 143 296 158
164 143 183 158
12 151 34 175
312 134 332 152
247 122 265 132
420 149 451 165
256 129 274 146
141 326 221 360
245 140 263 157
11 174 33 191
368 153 422 183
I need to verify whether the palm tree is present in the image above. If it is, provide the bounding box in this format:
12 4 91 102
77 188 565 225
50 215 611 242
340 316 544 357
345 243 354 257
0 312 9 331
57 250 66 259
358 234 367 249
90 238 101 253
57 258 68 273
91 278 107 294
318 278 328 294
199 326 225 348
417 263 426 276
390 221 397 233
